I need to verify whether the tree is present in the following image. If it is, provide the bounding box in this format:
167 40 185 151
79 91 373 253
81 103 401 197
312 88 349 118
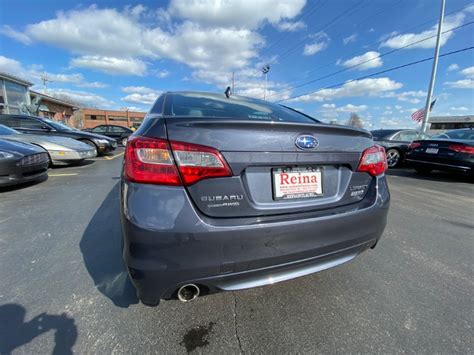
346 112 364 129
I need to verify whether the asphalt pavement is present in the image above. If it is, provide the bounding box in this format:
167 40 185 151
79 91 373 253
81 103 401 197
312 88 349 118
0 152 472 354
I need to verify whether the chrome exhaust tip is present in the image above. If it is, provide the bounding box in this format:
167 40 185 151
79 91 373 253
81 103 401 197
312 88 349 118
177 284 200 302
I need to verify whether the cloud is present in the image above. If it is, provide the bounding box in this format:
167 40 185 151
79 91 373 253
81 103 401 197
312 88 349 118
156 70 170 78
292 77 403 102
0 25 32 44
338 51 383 70
447 63 459 71
303 31 329 56
450 106 469 111
460 66 474 78
382 90 426 104
445 79 474 89
395 105 403 110
121 93 160 105
122 86 157 94
276 20 306 32
343 34 357 45
380 12 466 49
0 56 26 78
70 56 147 75
46 88 113 107
168 0 306 28
336 104 368 112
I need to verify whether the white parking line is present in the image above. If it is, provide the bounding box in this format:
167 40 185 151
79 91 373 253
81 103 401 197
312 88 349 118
48 173 79 177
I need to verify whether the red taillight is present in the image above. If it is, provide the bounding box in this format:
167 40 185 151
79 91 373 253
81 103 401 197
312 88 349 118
170 141 232 185
448 144 474 154
409 142 421 149
357 145 388 176
124 136 232 185
124 136 181 185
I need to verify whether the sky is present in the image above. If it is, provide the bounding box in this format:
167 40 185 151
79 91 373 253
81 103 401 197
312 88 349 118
0 0 473 129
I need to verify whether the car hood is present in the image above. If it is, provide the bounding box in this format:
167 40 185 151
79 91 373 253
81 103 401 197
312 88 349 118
0 138 47 156
63 130 114 142
0 134 93 151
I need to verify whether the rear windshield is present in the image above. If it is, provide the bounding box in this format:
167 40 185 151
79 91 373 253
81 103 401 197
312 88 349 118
439 129 474 140
162 92 318 124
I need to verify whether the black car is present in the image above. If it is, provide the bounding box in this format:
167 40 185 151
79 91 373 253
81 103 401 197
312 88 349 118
371 129 431 168
406 128 474 175
83 124 133 146
0 114 117 155
0 138 50 187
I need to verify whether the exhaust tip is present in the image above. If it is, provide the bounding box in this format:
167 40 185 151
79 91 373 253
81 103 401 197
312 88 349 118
177 284 200 302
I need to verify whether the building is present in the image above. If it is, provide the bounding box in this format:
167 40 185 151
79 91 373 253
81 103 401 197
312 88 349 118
30 90 79 121
81 108 146 129
0 72 32 114
429 115 473 134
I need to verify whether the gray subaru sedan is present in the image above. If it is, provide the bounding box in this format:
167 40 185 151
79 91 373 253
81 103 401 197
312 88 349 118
120 91 390 306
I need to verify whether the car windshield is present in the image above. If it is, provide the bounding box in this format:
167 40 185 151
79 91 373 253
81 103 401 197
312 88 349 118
165 92 319 124
41 118 77 132
0 124 21 135
438 129 474 140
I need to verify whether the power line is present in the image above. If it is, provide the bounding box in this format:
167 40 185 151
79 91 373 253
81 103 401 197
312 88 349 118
269 21 473 99
277 45 474 103
281 2 473 85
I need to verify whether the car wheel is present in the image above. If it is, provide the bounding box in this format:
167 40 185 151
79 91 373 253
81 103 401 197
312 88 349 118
121 137 128 146
386 148 401 168
81 139 98 151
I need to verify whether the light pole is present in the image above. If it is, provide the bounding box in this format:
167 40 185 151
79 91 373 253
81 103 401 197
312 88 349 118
421 0 445 132
262 65 270 100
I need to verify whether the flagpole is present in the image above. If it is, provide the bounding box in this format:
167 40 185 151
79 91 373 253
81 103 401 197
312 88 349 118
421 0 445 133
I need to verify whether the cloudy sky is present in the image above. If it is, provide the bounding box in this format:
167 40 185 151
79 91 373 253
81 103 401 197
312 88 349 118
0 0 473 128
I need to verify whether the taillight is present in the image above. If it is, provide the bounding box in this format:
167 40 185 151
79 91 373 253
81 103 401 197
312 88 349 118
170 141 232 185
124 136 181 185
357 145 388 176
448 144 474 154
124 136 232 185
409 142 421 149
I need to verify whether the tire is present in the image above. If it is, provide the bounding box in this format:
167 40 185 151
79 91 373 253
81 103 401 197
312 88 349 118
121 137 128 146
81 139 99 156
386 148 401 168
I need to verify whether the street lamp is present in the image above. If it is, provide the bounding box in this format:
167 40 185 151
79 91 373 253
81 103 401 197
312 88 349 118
262 65 270 100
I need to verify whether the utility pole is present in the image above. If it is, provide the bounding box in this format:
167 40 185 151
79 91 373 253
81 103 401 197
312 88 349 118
232 72 235 94
40 72 53 94
421 0 445 133
262 65 270 100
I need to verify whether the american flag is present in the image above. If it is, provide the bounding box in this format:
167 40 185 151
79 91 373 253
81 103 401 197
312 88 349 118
411 99 437 122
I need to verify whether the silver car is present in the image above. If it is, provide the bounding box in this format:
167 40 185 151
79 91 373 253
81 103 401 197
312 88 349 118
0 125 96 166
121 92 390 306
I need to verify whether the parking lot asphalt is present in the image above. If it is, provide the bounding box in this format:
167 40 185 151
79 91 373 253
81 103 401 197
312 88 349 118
0 152 472 354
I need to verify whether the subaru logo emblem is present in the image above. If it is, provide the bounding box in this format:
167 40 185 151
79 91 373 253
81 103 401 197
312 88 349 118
295 135 318 150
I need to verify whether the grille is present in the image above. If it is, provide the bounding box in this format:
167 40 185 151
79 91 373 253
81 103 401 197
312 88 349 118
17 153 50 167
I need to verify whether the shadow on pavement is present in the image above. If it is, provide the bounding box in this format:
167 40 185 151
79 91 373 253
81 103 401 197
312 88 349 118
80 182 139 308
386 167 472 183
51 159 95 169
0 303 77 355
0 175 48 193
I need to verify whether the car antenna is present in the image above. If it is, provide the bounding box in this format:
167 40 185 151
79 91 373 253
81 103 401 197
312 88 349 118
224 86 231 98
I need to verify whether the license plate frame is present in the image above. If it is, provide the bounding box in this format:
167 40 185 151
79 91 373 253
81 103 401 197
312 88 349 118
272 166 323 201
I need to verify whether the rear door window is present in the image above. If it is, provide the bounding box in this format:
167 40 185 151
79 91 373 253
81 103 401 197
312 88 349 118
164 93 318 124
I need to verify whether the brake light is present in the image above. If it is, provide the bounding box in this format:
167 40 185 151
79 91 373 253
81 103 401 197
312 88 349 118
357 145 388 176
409 142 421 149
448 144 474 154
170 141 232 185
124 136 181 185
124 136 232 185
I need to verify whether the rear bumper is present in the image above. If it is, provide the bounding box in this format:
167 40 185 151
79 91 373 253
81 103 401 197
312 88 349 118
406 156 473 174
121 176 390 305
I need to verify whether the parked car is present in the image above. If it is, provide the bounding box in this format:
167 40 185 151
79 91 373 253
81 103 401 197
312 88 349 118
0 125 96 166
371 129 431 168
406 128 474 175
83 124 133 146
121 91 390 306
0 138 50 187
0 114 117 155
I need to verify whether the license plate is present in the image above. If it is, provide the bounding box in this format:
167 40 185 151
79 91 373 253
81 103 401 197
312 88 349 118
425 148 439 154
273 167 323 200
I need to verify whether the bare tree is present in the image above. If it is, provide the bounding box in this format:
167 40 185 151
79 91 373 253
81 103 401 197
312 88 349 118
346 112 364 129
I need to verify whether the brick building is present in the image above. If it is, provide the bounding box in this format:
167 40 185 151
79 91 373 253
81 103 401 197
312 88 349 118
30 90 78 121
81 108 146 129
